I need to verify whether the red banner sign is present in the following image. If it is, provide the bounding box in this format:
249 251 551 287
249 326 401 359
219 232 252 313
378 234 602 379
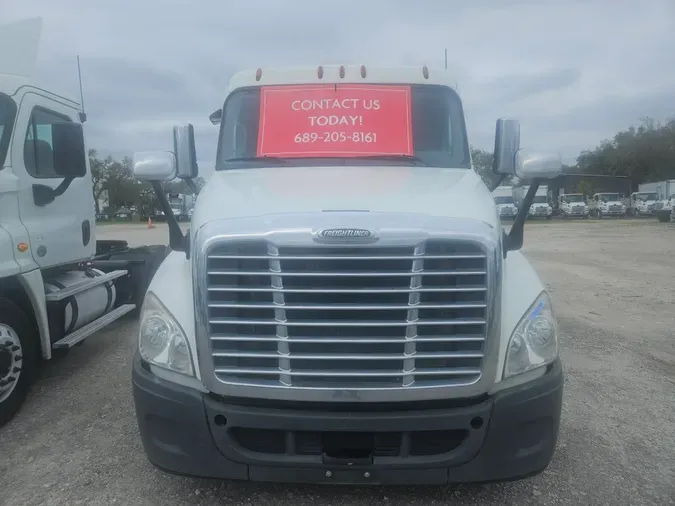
257 84 413 158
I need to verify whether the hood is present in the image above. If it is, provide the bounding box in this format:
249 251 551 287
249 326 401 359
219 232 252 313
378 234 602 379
192 165 498 229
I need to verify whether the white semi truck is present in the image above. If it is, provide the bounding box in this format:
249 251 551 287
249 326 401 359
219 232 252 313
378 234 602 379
589 192 625 218
129 64 564 485
167 192 195 222
0 19 167 426
640 180 675 222
559 193 589 219
491 185 518 219
522 185 552 219
627 189 659 217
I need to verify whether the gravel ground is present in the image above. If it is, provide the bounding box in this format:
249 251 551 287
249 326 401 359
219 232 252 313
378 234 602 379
1 219 674 506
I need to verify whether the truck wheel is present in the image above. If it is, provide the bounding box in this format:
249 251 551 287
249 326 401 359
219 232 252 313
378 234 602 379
0 299 39 427
657 212 670 223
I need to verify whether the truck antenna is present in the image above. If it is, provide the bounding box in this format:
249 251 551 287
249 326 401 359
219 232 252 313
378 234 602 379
444 48 448 70
77 55 87 123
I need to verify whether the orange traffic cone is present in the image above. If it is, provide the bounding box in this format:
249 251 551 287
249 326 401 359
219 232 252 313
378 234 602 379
147 217 155 229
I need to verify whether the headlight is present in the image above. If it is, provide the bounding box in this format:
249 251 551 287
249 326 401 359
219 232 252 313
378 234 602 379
139 292 194 376
503 292 558 379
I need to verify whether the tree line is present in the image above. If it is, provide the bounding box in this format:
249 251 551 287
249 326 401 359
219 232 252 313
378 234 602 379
471 116 675 190
92 116 674 210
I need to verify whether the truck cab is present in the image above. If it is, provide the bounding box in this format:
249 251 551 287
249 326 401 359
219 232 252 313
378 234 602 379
0 18 165 426
628 191 659 217
559 193 589 219
526 185 553 219
590 192 625 218
129 64 564 485
491 185 518 219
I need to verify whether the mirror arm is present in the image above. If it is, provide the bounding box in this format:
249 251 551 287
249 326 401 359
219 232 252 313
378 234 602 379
503 179 542 256
151 180 186 252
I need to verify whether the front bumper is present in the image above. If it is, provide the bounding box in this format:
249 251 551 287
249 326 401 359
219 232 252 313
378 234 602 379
132 354 563 485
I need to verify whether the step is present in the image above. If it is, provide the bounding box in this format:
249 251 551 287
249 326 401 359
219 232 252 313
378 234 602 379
52 304 136 349
45 270 128 302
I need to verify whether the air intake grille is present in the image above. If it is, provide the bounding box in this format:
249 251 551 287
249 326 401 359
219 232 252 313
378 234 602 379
205 240 488 390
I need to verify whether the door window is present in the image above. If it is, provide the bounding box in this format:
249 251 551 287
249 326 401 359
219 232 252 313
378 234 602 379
24 108 73 178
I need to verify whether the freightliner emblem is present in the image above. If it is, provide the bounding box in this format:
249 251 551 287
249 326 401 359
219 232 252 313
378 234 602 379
315 228 376 241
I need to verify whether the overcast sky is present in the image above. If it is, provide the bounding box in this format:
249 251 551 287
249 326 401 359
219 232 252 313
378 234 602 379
5 0 675 174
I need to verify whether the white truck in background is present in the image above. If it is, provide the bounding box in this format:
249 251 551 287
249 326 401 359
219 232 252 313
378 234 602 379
641 180 675 222
589 192 625 218
0 19 167 426
559 193 589 219
129 64 565 485
492 185 518 219
628 188 660 217
167 192 195 221
525 185 552 219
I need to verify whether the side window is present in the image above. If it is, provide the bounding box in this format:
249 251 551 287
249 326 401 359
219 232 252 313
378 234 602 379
24 108 73 178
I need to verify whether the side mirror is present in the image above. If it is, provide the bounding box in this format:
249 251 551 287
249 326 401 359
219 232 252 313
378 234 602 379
493 118 520 175
52 122 87 178
514 150 563 179
493 118 563 179
132 151 176 181
209 109 222 126
173 124 199 179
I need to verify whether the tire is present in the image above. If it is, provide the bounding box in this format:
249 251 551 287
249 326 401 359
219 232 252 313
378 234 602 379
0 298 39 427
657 212 670 223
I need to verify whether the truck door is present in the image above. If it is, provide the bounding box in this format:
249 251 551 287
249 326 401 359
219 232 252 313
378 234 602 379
10 91 95 268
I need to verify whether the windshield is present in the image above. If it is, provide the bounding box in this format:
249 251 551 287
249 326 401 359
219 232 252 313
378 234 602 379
533 195 548 204
0 94 17 168
493 196 514 204
636 193 658 201
563 194 584 203
599 194 620 202
216 84 470 170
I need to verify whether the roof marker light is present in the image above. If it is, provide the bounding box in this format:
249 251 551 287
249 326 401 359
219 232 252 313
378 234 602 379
317 66 324 79
255 68 262 81
339 65 345 78
422 66 429 79
360 65 367 78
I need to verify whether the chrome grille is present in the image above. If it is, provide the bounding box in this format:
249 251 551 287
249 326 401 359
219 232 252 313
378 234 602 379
205 240 488 390
572 205 584 212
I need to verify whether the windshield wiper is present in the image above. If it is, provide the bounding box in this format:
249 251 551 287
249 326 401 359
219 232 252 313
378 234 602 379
224 156 289 165
353 155 430 166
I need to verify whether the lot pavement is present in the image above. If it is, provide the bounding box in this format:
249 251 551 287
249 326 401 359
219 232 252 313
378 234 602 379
1 220 674 505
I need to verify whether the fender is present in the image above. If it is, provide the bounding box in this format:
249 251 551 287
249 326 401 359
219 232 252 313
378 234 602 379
18 269 51 359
